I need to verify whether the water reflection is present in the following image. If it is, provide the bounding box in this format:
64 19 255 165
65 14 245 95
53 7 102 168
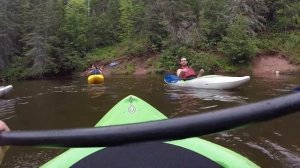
164 86 248 117
165 86 247 103
189 88 247 103
84 84 106 98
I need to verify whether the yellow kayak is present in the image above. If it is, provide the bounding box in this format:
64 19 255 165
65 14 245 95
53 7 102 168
88 74 104 84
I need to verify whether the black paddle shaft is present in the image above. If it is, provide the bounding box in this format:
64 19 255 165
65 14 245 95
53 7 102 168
1 93 300 147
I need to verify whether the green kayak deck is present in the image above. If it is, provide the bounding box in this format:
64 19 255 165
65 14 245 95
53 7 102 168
41 95 259 168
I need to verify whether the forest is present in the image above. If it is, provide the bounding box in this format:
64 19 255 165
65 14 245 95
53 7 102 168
0 0 299 80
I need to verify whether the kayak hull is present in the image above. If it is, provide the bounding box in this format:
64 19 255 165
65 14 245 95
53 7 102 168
0 85 13 97
41 95 259 168
88 74 104 84
167 75 250 89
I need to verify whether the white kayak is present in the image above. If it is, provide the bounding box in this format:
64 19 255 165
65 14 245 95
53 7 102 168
164 75 250 90
0 85 13 97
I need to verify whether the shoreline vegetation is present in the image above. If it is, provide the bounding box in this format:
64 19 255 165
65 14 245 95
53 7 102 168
81 52 300 78
0 0 299 81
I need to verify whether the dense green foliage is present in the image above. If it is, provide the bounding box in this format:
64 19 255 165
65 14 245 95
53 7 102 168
0 0 299 79
220 15 259 64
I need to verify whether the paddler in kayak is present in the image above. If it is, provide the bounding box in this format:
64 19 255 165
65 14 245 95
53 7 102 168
177 57 204 80
89 64 103 75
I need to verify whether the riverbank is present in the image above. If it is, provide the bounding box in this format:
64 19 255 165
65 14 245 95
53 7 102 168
83 53 300 77
252 53 300 77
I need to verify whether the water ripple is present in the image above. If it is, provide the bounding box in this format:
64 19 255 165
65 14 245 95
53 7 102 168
84 85 106 98
246 142 277 160
49 85 79 93
2 149 63 168
165 87 248 104
246 140 300 167
213 128 300 168
265 140 300 168
0 99 16 120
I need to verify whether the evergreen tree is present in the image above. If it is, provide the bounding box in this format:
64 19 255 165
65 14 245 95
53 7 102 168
87 0 120 48
227 0 268 36
21 0 62 78
0 0 23 69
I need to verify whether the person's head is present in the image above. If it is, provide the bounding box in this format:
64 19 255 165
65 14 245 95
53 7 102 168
91 64 98 69
180 57 188 66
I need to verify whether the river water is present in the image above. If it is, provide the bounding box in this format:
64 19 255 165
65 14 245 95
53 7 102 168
0 74 299 168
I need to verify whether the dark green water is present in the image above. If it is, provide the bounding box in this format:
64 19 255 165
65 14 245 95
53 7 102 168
0 74 299 168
